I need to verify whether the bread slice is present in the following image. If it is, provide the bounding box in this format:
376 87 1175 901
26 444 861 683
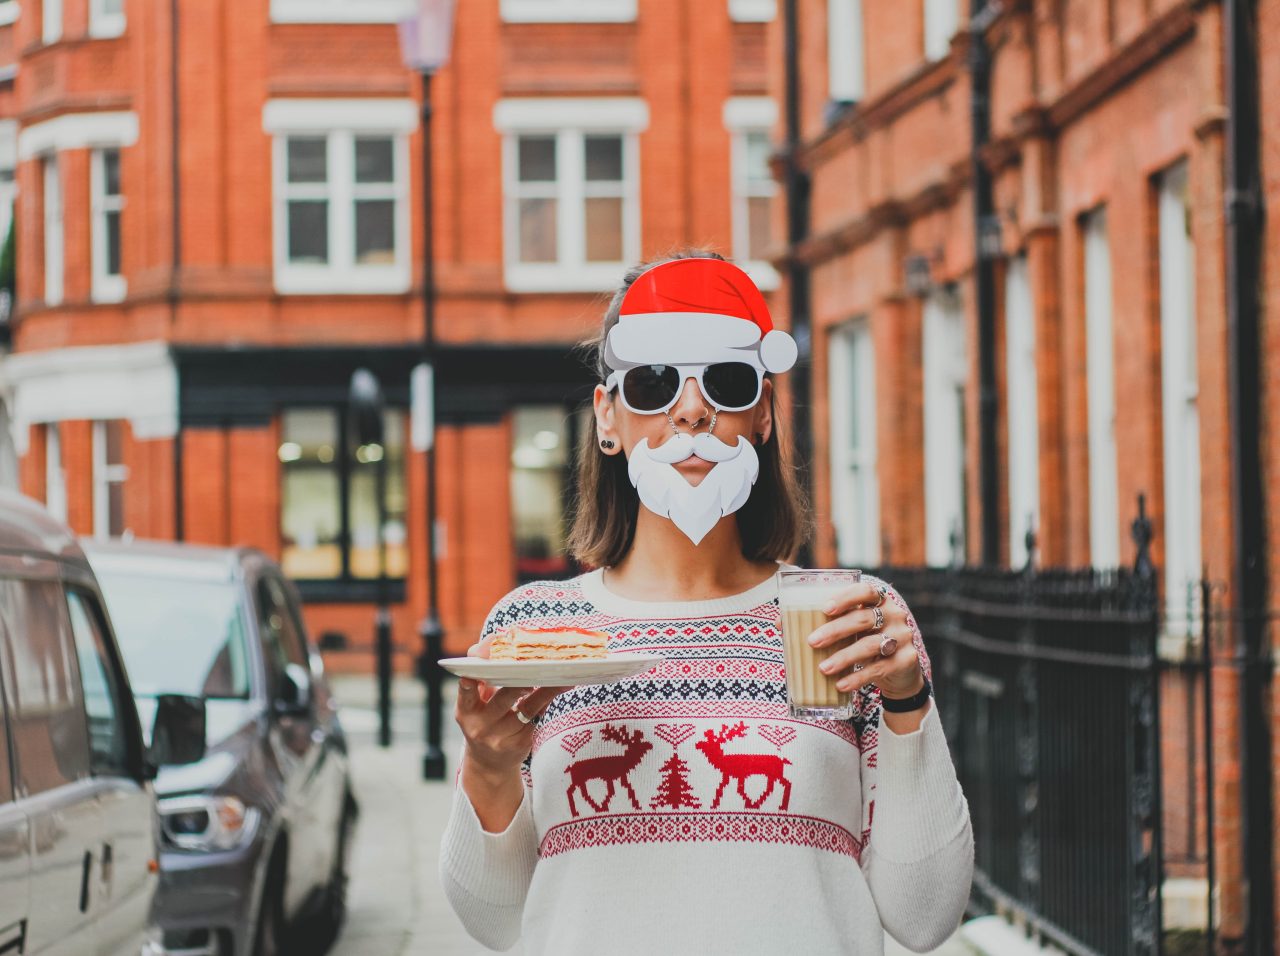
489 626 610 661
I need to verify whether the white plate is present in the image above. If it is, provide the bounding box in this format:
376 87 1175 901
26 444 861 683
438 653 663 688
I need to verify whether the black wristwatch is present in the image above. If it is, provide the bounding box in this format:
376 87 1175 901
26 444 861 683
880 677 933 714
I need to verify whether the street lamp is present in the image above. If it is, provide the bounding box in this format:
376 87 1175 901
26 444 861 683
399 0 456 781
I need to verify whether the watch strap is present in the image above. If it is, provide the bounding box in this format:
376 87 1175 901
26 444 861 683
880 677 933 713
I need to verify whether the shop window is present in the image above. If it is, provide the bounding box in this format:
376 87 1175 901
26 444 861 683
510 406 573 583
280 406 407 585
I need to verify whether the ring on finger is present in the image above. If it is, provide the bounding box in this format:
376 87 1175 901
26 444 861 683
872 584 888 607
513 708 533 724
871 605 885 633
878 634 898 657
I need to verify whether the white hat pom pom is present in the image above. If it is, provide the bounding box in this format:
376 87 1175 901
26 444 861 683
759 329 798 373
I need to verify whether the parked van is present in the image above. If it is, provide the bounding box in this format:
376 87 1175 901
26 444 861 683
0 490 204 954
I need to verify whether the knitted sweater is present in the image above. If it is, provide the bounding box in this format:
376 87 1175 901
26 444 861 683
440 570 973 955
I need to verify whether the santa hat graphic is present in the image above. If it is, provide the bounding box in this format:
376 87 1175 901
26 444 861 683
603 258 798 374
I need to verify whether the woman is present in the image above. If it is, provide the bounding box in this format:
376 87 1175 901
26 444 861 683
441 252 973 954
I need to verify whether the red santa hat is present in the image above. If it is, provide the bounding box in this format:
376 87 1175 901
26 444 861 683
603 258 798 373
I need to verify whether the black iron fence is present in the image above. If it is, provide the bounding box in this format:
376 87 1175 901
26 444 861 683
866 502 1195 956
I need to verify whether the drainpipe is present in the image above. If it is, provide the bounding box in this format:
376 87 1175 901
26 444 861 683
782 0 813 562
1224 1 1273 952
970 1 1000 567
170 0 184 540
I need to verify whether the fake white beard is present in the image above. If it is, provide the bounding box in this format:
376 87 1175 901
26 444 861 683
626 432 760 546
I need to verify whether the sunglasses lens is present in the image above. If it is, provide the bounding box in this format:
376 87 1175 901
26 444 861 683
622 365 681 412
702 362 760 408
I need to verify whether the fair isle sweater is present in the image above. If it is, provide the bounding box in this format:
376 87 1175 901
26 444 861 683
440 570 973 955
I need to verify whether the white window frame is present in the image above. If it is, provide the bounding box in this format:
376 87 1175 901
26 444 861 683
46 421 67 522
729 0 775 21
495 98 647 293
91 147 125 304
723 97 779 291
271 0 412 22
91 420 128 539
829 319 879 566
0 2 20 28
923 287 967 566
923 0 958 61
88 0 124 38
1158 162 1201 638
42 0 60 43
265 99 415 296
500 0 636 22
42 155 62 307
1005 254 1040 567
828 0 865 104
1084 207 1120 568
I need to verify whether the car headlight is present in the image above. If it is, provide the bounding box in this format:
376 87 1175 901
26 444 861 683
158 795 260 851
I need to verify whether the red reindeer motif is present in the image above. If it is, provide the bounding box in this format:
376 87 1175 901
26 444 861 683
564 723 653 817
695 722 792 811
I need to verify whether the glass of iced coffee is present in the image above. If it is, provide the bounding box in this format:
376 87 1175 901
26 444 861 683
777 568 861 720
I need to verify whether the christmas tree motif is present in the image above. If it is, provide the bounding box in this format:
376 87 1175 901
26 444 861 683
650 724 700 810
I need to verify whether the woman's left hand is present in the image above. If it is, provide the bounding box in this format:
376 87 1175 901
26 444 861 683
804 580 925 700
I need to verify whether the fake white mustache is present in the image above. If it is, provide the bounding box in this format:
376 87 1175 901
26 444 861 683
639 432 747 465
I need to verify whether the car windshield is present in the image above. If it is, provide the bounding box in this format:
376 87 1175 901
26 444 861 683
96 569 251 699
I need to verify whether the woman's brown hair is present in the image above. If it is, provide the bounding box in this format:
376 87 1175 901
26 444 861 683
566 249 811 568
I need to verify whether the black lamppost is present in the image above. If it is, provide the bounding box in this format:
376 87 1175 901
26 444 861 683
399 0 455 781
348 369 392 748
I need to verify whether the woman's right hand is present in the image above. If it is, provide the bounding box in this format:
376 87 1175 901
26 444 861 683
454 635 567 829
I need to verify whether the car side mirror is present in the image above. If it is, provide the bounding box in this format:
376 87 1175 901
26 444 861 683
275 662 312 717
147 694 207 774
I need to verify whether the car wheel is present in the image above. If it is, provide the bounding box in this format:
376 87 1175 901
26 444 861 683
253 852 286 956
298 795 356 953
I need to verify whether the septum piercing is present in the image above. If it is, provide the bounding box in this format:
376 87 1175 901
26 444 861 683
665 411 717 434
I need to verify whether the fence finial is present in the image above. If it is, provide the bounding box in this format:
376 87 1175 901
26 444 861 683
1131 493 1154 580
1023 516 1037 573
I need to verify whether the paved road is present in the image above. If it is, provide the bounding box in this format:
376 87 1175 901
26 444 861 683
326 675 972 956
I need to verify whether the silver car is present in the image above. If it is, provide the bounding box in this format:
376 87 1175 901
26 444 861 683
86 541 357 956
0 490 205 955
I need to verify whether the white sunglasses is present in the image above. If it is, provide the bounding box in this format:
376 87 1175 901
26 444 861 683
604 362 764 415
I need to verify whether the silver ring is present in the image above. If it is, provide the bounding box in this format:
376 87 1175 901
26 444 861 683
874 584 888 607
514 709 533 724
878 635 898 657
871 606 885 633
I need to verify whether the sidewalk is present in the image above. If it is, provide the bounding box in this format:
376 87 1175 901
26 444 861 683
326 675 974 956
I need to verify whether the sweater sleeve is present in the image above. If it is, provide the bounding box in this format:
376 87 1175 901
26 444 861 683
438 760 540 951
857 579 973 952
861 702 974 951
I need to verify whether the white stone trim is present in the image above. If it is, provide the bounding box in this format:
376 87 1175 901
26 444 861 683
722 96 777 131
18 111 138 160
5 341 178 455
88 0 124 38
493 97 649 133
500 0 635 23
0 3 20 28
728 0 775 22
263 99 418 135
271 0 411 22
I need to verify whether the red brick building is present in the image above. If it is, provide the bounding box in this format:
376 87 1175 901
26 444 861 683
0 0 777 667
771 0 1276 947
